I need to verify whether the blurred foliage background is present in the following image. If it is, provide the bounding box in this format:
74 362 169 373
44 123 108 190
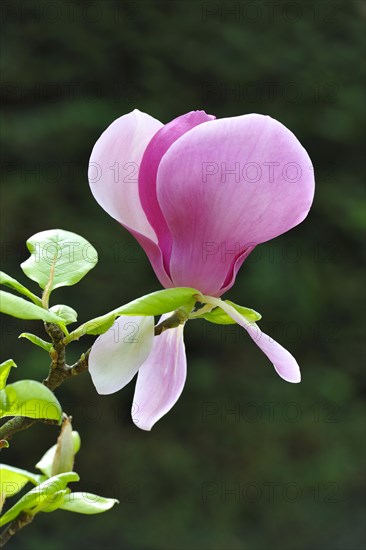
1 1 365 549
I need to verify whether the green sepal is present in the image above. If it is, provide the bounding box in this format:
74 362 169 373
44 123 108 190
201 300 261 324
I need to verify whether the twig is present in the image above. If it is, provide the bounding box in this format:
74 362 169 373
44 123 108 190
153 309 188 335
0 512 33 547
0 351 90 442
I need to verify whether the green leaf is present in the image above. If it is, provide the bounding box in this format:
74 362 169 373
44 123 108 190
0 291 63 322
19 333 53 352
0 472 79 527
21 229 98 291
0 380 62 423
0 464 41 498
66 287 201 342
201 300 262 325
60 492 119 514
0 360 16 390
49 305 77 325
0 272 42 307
36 430 80 478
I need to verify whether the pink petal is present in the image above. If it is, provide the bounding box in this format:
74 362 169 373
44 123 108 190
88 109 172 288
157 114 315 296
219 245 256 294
139 111 215 269
89 316 155 395
202 297 301 383
132 314 187 430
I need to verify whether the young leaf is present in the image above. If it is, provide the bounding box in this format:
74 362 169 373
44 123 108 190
0 291 62 323
201 300 262 325
49 305 77 325
0 380 62 423
0 360 16 390
40 489 70 513
21 229 98 290
59 492 119 514
36 431 81 478
0 272 42 307
0 464 41 498
66 287 200 342
51 418 75 476
19 333 53 353
0 472 79 527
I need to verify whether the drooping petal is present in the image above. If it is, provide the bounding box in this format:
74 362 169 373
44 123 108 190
88 109 172 288
89 316 155 395
201 296 301 383
139 111 215 267
132 314 187 430
157 114 315 295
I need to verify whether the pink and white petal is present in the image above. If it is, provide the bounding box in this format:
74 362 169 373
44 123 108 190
88 109 172 287
132 314 187 430
202 296 301 383
89 109 162 239
131 231 174 289
139 111 215 263
89 316 155 395
157 114 315 296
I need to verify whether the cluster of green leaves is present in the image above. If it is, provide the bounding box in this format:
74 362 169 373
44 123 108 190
0 418 118 526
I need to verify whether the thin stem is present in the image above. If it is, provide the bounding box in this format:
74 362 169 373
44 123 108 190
0 351 90 442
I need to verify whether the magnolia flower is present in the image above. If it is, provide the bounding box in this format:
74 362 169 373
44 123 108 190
88 109 315 430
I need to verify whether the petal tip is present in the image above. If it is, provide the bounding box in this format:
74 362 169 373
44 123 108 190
279 369 301 384
132 416 153 431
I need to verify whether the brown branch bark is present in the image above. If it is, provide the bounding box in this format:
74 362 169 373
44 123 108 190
0 512 34 547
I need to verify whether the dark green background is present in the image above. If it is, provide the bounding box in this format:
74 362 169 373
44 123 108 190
1 1 365 549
